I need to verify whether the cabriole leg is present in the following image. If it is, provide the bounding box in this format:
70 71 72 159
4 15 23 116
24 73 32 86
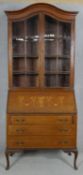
5 150 10 170
64 149 78 170
73 150 78 170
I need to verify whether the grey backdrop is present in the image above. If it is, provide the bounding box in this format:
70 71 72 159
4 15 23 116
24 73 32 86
0 2 83 152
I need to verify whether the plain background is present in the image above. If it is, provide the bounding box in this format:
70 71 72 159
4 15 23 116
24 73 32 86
0 1 83 153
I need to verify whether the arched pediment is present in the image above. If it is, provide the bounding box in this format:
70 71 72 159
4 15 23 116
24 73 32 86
5 3 78 21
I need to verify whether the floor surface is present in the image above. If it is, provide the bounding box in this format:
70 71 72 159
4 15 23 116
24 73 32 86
0 150 83 175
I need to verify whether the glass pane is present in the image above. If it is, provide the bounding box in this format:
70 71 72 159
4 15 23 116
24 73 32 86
26 75 38 87
58 22 71 56
26 16 39 87
58 38 71 56
45 58 57 72
45 16 57 57
44 15 71 87
13 75 25 87
26 58 38 73
13 21 25 57
13 41 25 57
45 74 69 87
57 74 70 87
12 16 39 88
45 75 57 87
45 15 57 87
26 16 39 57
58 57 70 72
12 20 25 87
13 57 25 72
59 22 71 38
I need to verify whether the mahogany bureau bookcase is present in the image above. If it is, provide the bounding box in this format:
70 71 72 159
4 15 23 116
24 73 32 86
5 3 78 170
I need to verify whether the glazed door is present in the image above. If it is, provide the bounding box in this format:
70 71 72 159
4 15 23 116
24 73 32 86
12 15 39 87
12 13 72 88
44 15 71 87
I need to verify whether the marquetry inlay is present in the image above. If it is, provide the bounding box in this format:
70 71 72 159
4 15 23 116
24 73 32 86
18 95 65 108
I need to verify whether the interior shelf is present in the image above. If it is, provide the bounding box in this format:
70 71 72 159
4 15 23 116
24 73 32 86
13 71 38 75
13 55 38 58
45 55 70 59
45 71 70 75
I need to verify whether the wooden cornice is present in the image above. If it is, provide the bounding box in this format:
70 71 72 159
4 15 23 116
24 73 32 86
5 3 78 20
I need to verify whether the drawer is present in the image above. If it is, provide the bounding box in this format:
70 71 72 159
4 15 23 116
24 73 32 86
8 115 75 125
7 136 76 149
8 125 75 136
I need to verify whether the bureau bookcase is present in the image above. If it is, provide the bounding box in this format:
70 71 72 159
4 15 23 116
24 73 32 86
5 3 78 170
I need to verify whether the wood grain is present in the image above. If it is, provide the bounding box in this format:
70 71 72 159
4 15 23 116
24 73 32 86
8 115 76 125
7 136 76 149
8 124 76 136
7 89 77 113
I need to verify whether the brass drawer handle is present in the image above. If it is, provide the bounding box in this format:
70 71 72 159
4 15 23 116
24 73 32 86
16 142 24 145
57 119 68 122
58 141 68 144
22 119 25 122
59 129 69 132
16 129 24 132
16 119 19 122
16 119 25 122
64 141 68 144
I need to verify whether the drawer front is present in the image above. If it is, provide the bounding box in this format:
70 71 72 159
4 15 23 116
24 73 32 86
8 125 75 136
7 136 76 149
8 115 75 125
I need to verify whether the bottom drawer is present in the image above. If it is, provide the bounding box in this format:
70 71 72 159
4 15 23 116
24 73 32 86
7 136 76 149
